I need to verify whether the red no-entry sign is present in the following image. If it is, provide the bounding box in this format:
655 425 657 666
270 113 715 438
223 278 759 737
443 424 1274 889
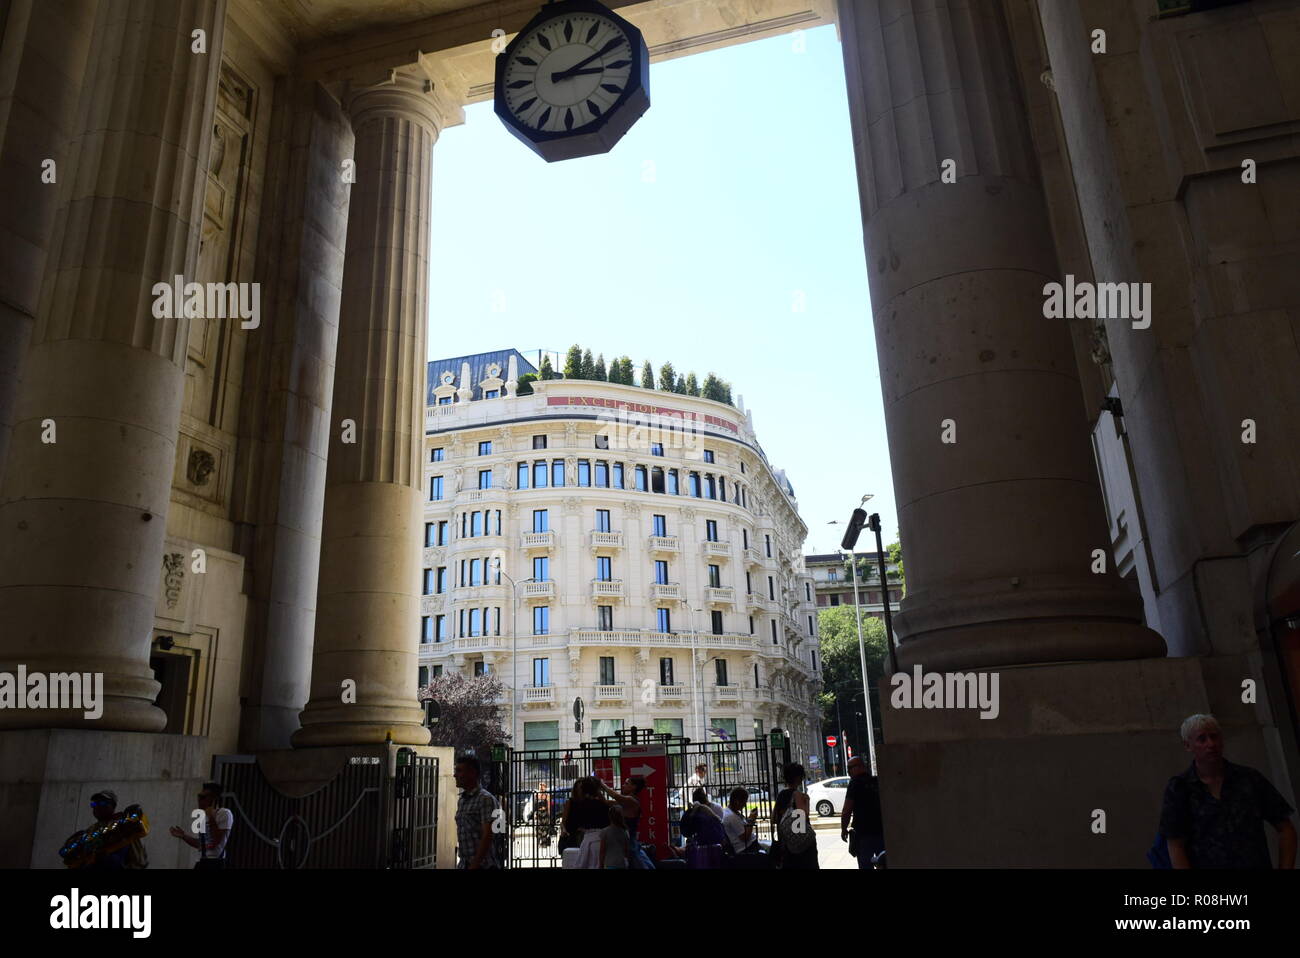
826 735 837 748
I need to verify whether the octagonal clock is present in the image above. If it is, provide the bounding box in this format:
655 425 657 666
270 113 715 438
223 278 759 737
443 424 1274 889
495 0 650 163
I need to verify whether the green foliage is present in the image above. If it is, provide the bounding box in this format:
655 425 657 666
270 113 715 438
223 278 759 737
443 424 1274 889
563 345 582 379
538 355 555 380
816 607 888 740
581 348 595 379
594 353 608 381
888 539 905 595
517 373 537 396
685 372 699 396
618 357 634 385
640 360 654 389
658 361 676 392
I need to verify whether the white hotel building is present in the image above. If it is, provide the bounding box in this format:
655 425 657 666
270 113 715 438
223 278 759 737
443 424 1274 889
418 350 822 764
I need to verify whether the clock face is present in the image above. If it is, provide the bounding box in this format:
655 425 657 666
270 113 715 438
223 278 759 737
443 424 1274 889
502 12 634 135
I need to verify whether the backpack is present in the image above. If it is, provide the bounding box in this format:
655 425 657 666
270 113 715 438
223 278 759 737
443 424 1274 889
778 805 814 855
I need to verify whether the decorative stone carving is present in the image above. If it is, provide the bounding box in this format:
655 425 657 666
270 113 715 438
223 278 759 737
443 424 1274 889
186 448 215 486
681 508 696 524
564 422 578 446
565 457 577 484
162 553 185 609
505 353 519 398
563 497 582 516
624 502 640 519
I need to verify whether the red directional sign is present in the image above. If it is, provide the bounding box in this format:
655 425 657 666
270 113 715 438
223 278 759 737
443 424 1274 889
620 744 670 862
826 735 837 748
593 758 616 789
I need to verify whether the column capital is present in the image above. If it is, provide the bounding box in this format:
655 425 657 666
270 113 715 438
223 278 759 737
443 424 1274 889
334 55 465 135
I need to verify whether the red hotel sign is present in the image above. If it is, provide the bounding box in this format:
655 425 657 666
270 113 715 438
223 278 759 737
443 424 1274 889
547 395 740 434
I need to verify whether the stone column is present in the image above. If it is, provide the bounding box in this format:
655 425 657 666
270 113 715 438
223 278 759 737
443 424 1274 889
293 67 452 747
0 0 98 483
0 0 223 731
836 0 1163 672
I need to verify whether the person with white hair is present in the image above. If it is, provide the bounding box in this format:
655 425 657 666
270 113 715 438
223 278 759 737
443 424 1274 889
1159 713 1296 869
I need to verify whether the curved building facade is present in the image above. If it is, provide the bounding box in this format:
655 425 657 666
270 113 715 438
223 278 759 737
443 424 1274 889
419 351 821 763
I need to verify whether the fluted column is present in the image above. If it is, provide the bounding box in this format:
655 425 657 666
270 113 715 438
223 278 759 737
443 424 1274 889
0 0 224 730
293 69 447 747
837 0 1163 671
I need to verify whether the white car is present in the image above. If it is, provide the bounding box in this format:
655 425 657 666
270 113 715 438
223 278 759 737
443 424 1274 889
806 776 851 817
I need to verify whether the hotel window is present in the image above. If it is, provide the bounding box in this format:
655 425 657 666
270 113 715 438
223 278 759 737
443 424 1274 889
703 450 714 463
753 718 763 738
595 509 611 533
469 608 482 636
594 460 609 487
654 560 668 585
533 605 549 635
808 615 814 635
597 605 613 630
705 475 716 500
471 511 483 537
659 657 674 686
765 535 772 557
478 440 492 456
422 569 432 595
525 720 559 751
708 564 721 588
430 476 443 501
768 576 775 600
533 658 550 687
596 556 612 581
612 462 624 488
652 514 666 537
741 488 747 509
459 512 467 538
493 607 501 634
667 469 679 495
635 466 647 491
599 657 616 685
655 718 683 737
711 610 724 635
436 615 446 642
740 461 746 473
469 558 482 586
532 509 548 533
828 569 839 581
421 616 432 643
705 520 718 542
533 460 548 488
594 433 609 450
715 658 728 685
771 620 778 644
748 616 754 635
651 466 665 494
742 529 749 549
478 469 492 489
533 434 547 450
438 396 452 405
474 660 487 676
494 510 502 536
688 472 701 497
431 447 444 462
746 571 753 593
657 608 671 632
805 582 812 601
432 665 443 678
486 389 499 399
517 462 529 489
718 477 726 501
811 650 818 671
552 459 565 487
438 521 448 545
830 594 840 606
577 460 591 486
435 567 447 593
457 609 465 637
419 666 428 688
424 522 435 547
533 556 549 581
650 442 664 456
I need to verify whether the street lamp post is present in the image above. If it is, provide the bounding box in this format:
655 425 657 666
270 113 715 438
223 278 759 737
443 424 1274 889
845 551 878 776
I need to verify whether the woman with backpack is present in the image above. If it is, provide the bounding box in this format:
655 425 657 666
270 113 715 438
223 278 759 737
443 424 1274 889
773 763 819 869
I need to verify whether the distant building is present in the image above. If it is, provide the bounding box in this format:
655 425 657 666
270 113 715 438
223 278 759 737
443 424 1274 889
804 552 902 620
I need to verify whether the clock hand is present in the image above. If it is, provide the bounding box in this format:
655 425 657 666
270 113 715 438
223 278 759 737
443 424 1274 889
550 67 605 82
551 36 624 82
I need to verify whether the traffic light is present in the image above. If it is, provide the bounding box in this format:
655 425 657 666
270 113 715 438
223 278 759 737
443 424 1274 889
840 508 867 550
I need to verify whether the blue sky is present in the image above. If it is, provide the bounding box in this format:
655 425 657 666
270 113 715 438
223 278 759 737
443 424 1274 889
428 24 897 554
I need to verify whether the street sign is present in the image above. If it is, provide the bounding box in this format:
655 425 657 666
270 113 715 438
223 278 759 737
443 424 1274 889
826 735 837 748
621 743 670 862
593 758 616 788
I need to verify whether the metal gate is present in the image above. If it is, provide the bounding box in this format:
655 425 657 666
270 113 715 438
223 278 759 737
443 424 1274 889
390 752 439 868
500 728 791 868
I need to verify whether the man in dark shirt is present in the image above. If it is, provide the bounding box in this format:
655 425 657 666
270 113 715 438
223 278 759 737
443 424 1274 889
840 757 884 869
1159 713 1295 869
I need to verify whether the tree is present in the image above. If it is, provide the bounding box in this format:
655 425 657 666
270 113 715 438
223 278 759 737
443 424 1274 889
538 355 555 381
815 607 888 763
658 361 676 392
594 353 608 381
640 361 654 389
674 378 688 394
517 372 537 396
581 348 595 380
563 345 583 379
721 381 734 406
701 373 724 402
419 671 510 748
888 539 905 596
685 372 699 396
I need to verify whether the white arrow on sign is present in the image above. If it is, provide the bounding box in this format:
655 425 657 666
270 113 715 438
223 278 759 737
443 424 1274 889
630 764 656 779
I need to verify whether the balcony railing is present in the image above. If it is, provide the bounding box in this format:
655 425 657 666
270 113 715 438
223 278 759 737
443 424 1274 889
523 685 555 705
648 535 678 553
567 629 756 650
701 539 731 559
450 635 506 651
655 684 686 701
712 684 742 703
594 684 627 703
705 586 735 605
591 579 625 599
521 531 556 550
744 548 763 567
589 530 623 550
523 580 555 598
649 582 682 601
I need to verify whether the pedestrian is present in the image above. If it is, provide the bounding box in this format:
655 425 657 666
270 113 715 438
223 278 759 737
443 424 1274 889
1159 713 1296 869
722 787 762 854
67 790 149 869
599 804 631 869
601 775 655 868
679 762 708 810
841 756 885 869
453 755 501 869
562 776 614 868
169 782 233 869
774 763 819 869
679 788 726 868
